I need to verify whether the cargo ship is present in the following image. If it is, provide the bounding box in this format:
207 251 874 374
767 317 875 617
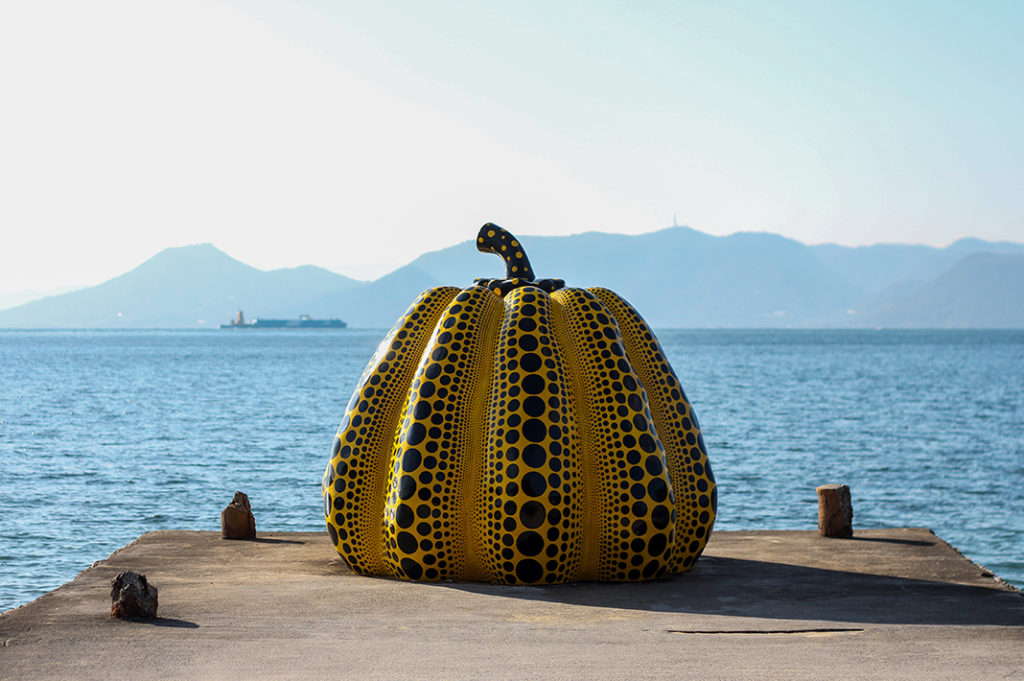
220 310 346 329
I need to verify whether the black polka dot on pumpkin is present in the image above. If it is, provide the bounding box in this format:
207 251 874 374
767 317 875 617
651 504 670 529
522 444 546 468
520 353 542 372
391 503 414 529
522 374 545 394
398 476 417 500
397 531 417 553
519 334 538 351
401 558 423 579
520 501 545 528
516 558 543 583
516 531 544 556
402 449 422 472
413 401 431 419
648 478 668 502
407 423 426 446
648 533 667 556
523 396 545 417
521 472 547 497
523 419 546 442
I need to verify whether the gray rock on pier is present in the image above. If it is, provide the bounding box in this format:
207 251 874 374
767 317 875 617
109 570 158 619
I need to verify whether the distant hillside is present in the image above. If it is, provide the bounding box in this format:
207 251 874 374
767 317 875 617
406 228 1023 328
811 238 1024 296
858 253 1024 328
0 285 84 312
0 244 363 328
1 230 1021 329
410 228 863 327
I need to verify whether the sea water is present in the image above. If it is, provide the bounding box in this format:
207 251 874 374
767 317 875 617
1 328 1022 611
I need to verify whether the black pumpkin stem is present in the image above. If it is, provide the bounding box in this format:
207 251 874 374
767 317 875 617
476 224 537 281
475 224 564 295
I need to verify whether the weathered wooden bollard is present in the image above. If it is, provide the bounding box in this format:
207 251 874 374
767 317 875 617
221 491 256 539
110 571 158 619
817 484 853 538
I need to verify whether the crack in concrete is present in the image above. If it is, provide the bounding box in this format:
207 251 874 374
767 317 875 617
666 628 866 635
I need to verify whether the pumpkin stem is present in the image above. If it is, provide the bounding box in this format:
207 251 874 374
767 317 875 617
476 223 536 281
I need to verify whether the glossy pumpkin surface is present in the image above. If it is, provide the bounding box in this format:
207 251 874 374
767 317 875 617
323 224 716 584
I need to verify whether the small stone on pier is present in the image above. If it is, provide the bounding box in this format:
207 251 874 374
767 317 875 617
110 570 158 619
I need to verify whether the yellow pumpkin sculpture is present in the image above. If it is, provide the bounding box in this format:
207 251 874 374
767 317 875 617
323 224 716 584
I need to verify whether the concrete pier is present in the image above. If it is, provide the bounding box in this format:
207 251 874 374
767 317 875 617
2 528 1022 680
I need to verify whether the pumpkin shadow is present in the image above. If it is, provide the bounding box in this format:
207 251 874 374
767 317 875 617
434 556 1024 626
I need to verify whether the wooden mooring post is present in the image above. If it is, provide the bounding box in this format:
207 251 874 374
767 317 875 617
816 484 853 538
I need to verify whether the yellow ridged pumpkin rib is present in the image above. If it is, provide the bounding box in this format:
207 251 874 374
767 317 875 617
589 287 717 573
379 286 501 581
548 291 597 581
552 288 678 581
460 291 501 581
323 286 459 576
478 286 584 584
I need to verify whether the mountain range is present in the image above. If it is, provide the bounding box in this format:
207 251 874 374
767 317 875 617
1 227 1022 328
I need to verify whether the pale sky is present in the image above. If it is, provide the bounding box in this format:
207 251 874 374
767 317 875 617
1 0 1022 296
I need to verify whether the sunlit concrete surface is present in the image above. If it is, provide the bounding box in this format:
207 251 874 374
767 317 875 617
2 528 1021 680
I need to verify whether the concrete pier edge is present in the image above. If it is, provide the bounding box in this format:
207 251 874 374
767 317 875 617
2 527 1022 680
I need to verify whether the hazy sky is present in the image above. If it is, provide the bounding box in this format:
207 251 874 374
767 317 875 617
2 1 1022 295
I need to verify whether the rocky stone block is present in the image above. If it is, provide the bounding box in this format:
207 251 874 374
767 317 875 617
110 570 158 619
221 490 256 540
817 484 853 538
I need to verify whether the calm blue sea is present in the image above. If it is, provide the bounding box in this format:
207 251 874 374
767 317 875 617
1 328 1022 611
